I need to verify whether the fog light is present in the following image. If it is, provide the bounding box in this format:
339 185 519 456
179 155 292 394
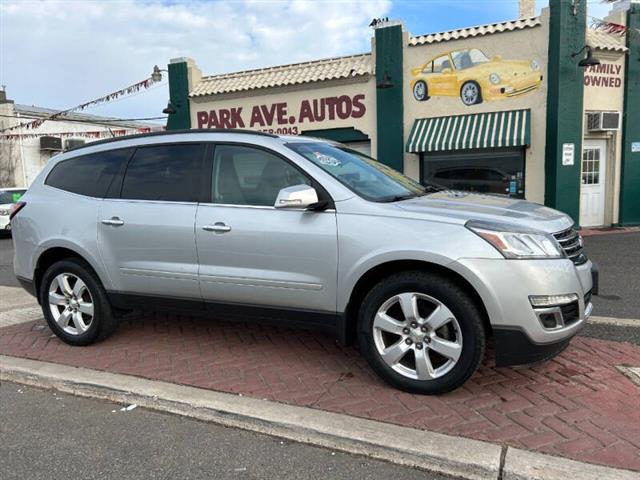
529 294 579 308
539 313 558 329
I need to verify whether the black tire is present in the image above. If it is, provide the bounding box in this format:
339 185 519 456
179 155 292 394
357 271 485 394
460 81 482 106
413 80 429 101
39 258 119 346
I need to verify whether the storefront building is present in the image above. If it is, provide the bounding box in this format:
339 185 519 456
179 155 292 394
165 0 640 227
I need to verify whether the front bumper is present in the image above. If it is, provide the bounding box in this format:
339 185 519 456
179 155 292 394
452 257 593 366
488 74 543 99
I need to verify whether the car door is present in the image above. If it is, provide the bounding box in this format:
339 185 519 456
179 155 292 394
195 143 338 315
98 143 205 299
429 54 457 96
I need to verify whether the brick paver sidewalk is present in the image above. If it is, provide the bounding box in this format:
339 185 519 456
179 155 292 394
1 313 639 472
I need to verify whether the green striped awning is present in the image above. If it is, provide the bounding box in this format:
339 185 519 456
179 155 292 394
406 109 531 153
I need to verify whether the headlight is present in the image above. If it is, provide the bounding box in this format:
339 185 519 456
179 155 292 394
530 60 540 71
489 73 501 85
0 209 10 216
466 220 564 259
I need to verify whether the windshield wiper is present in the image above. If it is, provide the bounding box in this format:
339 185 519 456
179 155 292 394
380 193 418 203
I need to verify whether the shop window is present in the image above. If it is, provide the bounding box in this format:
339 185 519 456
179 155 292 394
420 148 525 198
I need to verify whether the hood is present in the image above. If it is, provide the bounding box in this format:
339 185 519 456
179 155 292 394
395 191 573 234
469 60 535 76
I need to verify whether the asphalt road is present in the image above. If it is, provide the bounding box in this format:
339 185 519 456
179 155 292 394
2 233 639 318
0 381 453 480
583 232 640 319
0 237 18 287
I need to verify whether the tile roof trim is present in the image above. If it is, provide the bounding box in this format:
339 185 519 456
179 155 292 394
587 29 628 52
191 53 372 97
409 16 542 45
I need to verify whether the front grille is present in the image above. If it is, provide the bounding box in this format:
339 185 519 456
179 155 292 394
553 227 587 265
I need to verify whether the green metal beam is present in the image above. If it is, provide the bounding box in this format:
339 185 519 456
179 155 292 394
375 24 404 172
619 5 640 226
166 61 191 131
544 0 587 224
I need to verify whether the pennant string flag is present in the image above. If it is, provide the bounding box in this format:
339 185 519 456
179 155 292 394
0 77 160 134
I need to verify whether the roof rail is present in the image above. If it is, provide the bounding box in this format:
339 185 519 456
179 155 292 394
66 128 279 152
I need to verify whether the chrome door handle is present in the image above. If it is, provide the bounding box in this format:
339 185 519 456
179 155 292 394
101 218 124 227
203 222 231 233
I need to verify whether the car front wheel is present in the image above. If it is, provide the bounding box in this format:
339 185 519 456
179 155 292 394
40 258 119 346
358 271 485 394
460 81 482 106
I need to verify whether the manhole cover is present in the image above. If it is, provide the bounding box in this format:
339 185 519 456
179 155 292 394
617 366 640 386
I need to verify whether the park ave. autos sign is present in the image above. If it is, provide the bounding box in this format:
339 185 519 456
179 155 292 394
195 94 366 134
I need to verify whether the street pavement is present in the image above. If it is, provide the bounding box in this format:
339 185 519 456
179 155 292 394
583 232 640 319
0 237 18 288
0 381 454 480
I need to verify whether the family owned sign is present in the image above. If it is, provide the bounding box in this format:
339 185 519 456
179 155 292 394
195 94 366 134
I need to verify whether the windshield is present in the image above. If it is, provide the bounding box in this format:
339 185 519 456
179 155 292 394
287 142 440 202
0 190 26 204
452 49 490 70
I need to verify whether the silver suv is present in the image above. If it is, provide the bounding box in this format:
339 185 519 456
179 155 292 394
12 130 595 394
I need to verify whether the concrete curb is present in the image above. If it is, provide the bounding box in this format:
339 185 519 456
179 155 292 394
1 355 638 480
589 315 640 328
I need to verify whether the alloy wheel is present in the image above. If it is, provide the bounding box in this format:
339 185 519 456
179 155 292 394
413 81 427 101
48 273 94 335
461 83 479 105
372 292 463 381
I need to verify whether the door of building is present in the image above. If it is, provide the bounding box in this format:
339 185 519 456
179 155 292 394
580 140 607 227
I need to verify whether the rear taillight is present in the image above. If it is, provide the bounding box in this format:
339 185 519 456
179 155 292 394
9 201 26 220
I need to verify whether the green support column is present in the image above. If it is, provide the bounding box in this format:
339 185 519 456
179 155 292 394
619 5 640 226
166 60 191 130
544 0 587 224
375 24 404 172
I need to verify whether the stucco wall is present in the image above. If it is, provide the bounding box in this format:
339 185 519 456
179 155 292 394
189 77 377 153
583 50 626 224
402 11 550 204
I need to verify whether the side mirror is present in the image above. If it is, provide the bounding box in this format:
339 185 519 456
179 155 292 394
442 68 452 74
274 184 319 209
491 55 502 62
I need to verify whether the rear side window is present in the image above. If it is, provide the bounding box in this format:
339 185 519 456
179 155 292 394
45 149 131 198
120 144 204 202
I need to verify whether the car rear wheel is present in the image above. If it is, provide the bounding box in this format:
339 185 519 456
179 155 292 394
357 271 485 394
460 81 482 106
413 81 429 101
40 258 119 346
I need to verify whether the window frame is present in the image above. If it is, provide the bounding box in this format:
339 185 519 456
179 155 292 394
44 147 134 199
201 142 334 209
113 142 209 204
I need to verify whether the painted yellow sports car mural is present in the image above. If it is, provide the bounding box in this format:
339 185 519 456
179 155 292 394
410 48 543 106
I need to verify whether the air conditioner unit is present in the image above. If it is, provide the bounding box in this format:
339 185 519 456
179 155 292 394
586 111 621 132
65 138 86 151
40 136 63 151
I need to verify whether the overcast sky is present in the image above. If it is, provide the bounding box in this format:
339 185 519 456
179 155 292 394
0 0 615 124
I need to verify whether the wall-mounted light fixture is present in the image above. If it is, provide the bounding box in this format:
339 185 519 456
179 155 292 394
151 65 167 82
376 72 394 89
572 45 600 68
162 102 177 115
